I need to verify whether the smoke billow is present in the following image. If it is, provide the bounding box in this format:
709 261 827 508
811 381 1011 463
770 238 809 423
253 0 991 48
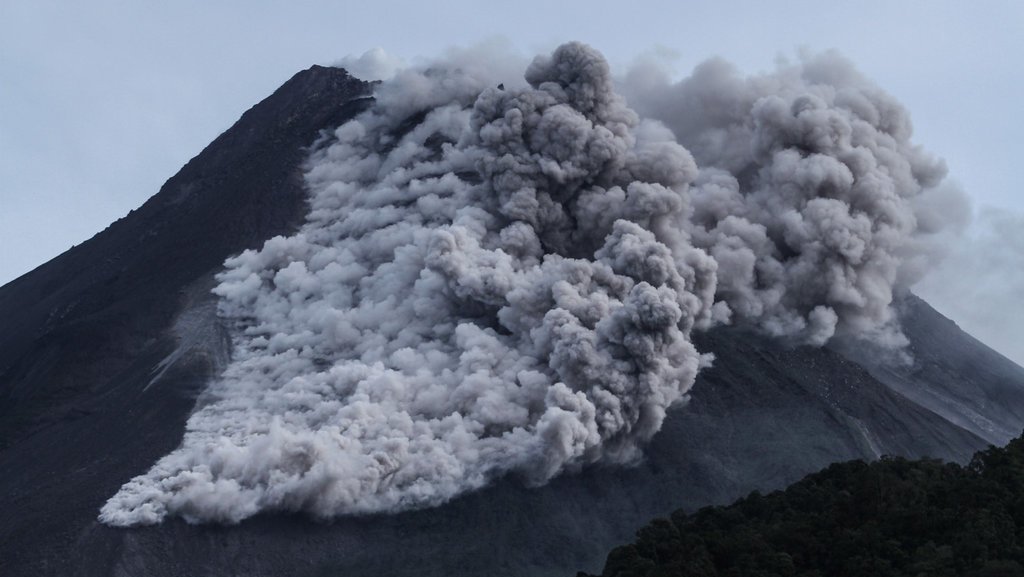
625 53 952 346
100 43 961 526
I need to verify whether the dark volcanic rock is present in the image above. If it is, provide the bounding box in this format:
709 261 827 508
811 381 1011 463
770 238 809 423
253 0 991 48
844 294 1024 446
0 65 372 576
1 66 1021 577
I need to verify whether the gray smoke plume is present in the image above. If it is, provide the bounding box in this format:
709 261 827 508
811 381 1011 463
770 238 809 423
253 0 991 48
625 52 955 346
100 43 960 526
100 42 716 526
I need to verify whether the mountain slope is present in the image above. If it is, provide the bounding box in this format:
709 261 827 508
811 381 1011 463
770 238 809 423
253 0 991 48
847 295 1024 446
1 66 1021 577
0 65 373 575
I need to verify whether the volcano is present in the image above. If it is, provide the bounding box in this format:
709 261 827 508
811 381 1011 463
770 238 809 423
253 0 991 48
2 62 1023 577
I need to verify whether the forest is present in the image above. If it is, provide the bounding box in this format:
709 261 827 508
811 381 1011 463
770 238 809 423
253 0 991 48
584 434 1024 577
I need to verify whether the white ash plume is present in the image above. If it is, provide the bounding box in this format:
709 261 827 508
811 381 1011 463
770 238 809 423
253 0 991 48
625 52 961 346
100 44 964 527
100 42 715 526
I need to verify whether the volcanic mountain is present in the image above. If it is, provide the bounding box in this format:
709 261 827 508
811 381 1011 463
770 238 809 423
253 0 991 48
2 63 1023 577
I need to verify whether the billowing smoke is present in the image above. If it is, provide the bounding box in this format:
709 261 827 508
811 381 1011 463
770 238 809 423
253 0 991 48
625 53 953 346
100 43 960 526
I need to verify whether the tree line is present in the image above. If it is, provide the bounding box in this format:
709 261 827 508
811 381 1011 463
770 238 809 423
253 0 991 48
581 434 1024 577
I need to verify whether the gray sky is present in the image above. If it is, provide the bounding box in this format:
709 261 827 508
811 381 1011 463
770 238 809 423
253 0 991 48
2 0 1021 364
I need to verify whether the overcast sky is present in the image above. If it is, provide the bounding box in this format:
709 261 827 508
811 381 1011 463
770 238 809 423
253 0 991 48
1 0 1020 364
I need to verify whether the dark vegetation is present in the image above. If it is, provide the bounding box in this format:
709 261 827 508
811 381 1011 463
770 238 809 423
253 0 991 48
585 434 1024 577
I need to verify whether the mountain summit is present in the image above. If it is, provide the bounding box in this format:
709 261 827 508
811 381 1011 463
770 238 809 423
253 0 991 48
2 58 1023 576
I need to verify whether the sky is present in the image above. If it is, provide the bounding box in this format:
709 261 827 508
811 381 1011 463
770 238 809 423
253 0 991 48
1 0 1021 364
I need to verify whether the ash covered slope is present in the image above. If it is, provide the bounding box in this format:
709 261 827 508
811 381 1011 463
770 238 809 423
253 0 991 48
0 65 372 576
0 63 1022 577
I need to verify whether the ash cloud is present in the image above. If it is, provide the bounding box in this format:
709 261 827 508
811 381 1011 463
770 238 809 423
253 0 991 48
101 43 961 526
624 52 959 346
